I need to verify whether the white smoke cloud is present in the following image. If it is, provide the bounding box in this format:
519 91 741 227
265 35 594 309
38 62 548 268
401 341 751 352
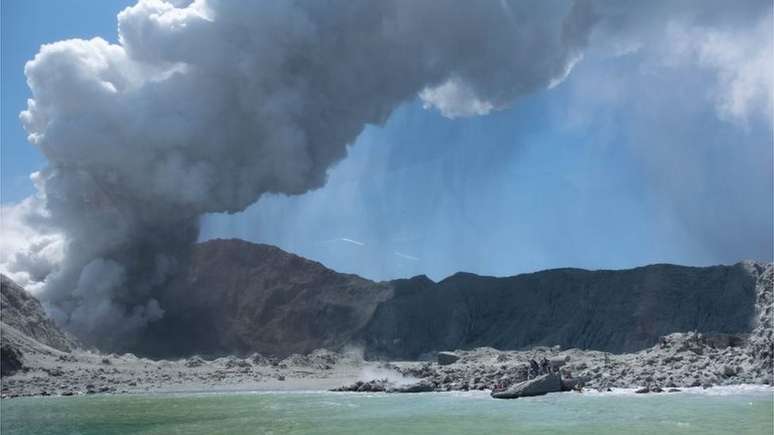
201 0 772 283
0 185 64 294
14 0 595 351
420 78 496 118
666 17 773 125
585 0 772 126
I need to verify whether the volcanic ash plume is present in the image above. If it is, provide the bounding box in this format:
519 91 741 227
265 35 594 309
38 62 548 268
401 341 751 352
14 0 595 350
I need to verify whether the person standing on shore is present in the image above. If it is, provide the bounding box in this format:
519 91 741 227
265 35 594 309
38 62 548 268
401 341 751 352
529 359 539 378
540 358 550 375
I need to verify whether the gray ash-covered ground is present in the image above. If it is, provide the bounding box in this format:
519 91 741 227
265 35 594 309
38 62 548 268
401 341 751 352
1 328 771 398
384 330 772 393
0 347 364 398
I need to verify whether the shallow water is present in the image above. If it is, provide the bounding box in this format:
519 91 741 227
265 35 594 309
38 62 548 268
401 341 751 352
2 386 772 434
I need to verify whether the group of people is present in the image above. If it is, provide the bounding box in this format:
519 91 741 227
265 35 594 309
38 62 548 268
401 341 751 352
528 357 556 379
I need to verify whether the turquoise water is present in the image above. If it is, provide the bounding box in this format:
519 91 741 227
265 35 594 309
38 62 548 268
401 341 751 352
2 387 772 434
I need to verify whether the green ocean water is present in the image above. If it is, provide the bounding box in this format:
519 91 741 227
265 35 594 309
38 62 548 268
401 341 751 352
2 387 772 434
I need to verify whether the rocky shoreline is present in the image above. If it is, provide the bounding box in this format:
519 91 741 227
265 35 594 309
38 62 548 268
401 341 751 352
2 327 771 400
0 345 368 399
1 263 771 400
330 330 772 396
334 266 773 397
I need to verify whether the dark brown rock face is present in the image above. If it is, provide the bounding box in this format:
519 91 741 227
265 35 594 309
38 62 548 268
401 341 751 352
138 239 393 357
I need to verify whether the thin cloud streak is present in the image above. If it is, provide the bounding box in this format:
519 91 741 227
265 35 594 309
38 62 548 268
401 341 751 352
394 251 420 261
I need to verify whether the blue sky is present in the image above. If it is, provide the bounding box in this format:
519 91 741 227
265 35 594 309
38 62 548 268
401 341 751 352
3 0 772 283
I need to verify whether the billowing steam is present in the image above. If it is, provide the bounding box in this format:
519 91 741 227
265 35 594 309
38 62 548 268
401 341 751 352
11 0 597 350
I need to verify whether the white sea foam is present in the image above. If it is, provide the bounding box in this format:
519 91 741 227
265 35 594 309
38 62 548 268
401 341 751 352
677 384 774 396
357 365 419 386
581 384 774 398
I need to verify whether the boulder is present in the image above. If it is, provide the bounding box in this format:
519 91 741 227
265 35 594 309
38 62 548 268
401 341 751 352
704 333 748 349
437 352 460 366
491 373 562 399
389 380 435 393
549 356 570 370
331 380 364 392
249 353 272 366
185 356 206 368
634 384 664 393
224 357 251 369
560 376 588 391
1 344 23 376
722 365 737 377
332 378 423 393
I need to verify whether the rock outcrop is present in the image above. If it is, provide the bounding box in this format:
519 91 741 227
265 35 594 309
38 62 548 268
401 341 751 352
437 352 460 365
331 378 434 393
491 373 562 399
331 379 391 392
1 344 24 376
1 275 77 353
746 263 773 378
1 275 82 380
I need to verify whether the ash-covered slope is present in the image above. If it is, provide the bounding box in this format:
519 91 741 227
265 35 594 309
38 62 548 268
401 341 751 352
361 262 769 359
1 274 77 353
137 239 393 357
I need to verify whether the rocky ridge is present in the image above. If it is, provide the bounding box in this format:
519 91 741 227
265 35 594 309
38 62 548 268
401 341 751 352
361 261 765 359
1 274 77 353
127 240 770 360
138 239 393 357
